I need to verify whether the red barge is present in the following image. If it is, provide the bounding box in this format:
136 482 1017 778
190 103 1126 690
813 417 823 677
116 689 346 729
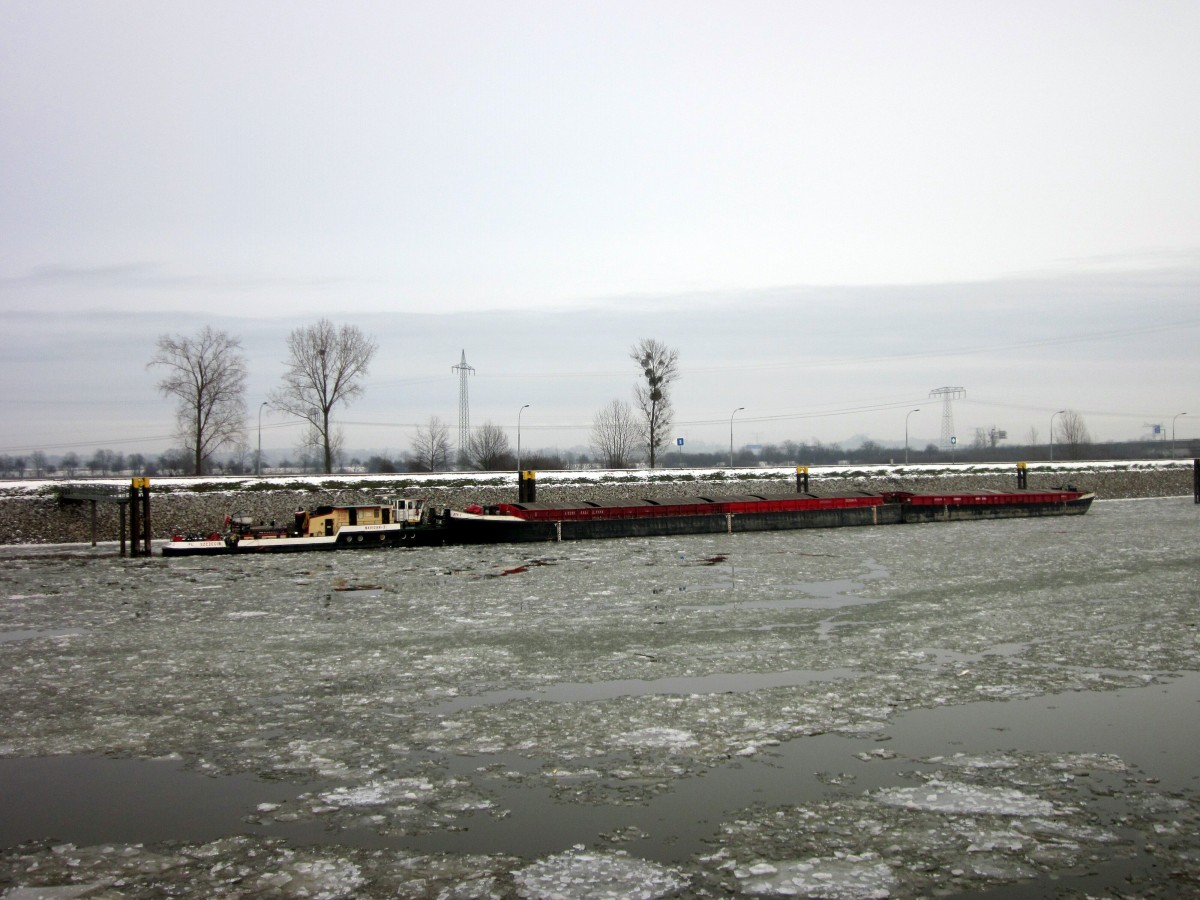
161 466 1094 556
447 485 1094 544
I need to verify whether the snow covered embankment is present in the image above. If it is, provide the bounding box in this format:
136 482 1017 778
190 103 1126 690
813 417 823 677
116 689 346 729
0 462 1191 545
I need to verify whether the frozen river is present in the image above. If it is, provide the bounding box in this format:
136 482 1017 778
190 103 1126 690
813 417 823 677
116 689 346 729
1 496 1198 898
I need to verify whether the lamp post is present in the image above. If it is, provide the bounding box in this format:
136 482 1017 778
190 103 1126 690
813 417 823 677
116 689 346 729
905 408 920 465
729 407 744 468
517 404 529 472
1172 412 1188 456
1050 409 1066 461
257 401 269 476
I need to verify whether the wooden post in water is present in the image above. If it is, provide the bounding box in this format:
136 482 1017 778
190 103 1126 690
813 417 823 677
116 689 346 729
1016 462 1028 489
1194 459 1199 504
118 499 128 558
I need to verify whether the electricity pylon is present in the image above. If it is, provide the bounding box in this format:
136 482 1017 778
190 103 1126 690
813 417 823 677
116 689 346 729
452 350 474 469
930 386 966 452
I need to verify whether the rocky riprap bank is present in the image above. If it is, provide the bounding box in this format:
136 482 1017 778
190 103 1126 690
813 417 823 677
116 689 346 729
0 465 1193 546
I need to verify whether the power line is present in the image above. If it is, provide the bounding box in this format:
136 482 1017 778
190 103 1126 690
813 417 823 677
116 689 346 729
422 316 1200 382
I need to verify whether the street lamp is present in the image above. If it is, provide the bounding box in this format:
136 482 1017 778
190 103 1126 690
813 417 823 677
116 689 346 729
905 408 920 465
517 404 530 472
1172 412 1188 456
257 401 269 476
729 407 744 468
1049 409 1066 462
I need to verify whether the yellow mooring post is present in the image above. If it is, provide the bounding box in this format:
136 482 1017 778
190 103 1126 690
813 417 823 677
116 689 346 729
140 478 151 555
129 480 140 555
518 470 537 503
129 477 151 556
1016 462 1028 489
796 466 810 493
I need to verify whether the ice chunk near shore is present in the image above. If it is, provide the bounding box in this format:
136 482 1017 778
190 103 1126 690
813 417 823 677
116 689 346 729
512 848 688 899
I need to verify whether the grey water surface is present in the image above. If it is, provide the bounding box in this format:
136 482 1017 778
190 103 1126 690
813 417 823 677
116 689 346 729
1 497 1197 897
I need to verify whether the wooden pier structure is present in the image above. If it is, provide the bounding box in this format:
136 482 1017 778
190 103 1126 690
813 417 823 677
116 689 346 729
59 478 152 556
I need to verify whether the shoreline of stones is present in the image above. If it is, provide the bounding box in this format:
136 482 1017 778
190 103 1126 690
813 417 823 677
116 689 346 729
0 466 1193 546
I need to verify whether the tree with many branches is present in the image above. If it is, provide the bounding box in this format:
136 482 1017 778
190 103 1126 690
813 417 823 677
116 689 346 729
410 415 453 472
590 398 640 468
468 421 513 471
630 338 679 469
1056 409 1092 460
149 326 248 475
270 319 377 474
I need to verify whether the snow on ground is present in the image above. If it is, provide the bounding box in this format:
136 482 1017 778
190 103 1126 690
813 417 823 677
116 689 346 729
0 456 1188 495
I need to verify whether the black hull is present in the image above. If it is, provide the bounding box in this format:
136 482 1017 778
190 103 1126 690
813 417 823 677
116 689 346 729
448 504 902 544
163 493 1095 555
897 494 1094 524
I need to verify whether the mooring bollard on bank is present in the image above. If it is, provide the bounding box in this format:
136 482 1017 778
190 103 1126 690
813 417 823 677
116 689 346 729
518 470 537 503
1017 462 1028 489
128 477 152 557
796 466 810 493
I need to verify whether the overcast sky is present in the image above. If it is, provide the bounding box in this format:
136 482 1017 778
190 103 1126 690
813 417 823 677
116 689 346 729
2 1 1198 460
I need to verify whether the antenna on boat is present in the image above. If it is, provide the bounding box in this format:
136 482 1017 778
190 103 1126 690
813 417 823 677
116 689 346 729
452 350 475 470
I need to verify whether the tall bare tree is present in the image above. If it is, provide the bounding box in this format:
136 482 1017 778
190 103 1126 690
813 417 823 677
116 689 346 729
149 326 247 475
271 319 377 474
590 398 640 468
468 421 513 471
630 338 679 468
1057 409 1091 459
410 415 452 472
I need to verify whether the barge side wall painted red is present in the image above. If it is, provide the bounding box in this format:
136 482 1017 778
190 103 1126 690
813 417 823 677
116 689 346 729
492 492 886 522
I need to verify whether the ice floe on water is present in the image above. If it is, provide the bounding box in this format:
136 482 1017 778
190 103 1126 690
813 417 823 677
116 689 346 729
2 498 1200 896
512 847 688 899
873 781 1058 817
736 854 897 899
616 726 699 752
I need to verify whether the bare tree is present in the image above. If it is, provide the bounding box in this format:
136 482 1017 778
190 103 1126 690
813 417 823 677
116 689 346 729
630 338 679 468
411 416 452 472
590 398 640 468
468 421 513 471
225 441 253 475
149 326 248 475
271 319 378 474
299 421 344 472
1057 409 1091 459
